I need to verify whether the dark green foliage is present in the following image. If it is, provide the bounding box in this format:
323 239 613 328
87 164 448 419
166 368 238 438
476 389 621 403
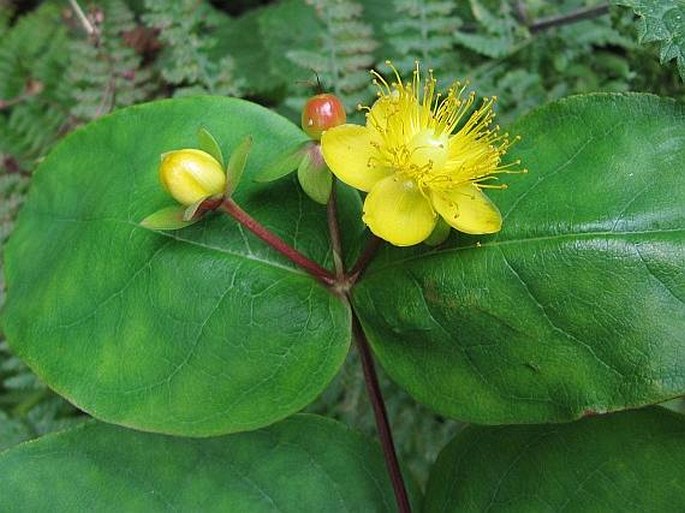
383 0 461 76
454 0 524 60
443 0 684 123
0 3 71 170
67 0 154 121
143 0 244 96
285 0 378 113
614 0 685 80
0 341 81 451
1 0 683 482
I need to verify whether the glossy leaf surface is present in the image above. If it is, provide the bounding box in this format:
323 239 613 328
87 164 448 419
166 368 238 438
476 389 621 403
423 408 685 513
0 415 406 512
354 94 685 423
3 97 352 436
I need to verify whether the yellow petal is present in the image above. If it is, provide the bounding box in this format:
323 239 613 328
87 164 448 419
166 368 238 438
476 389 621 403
363 176 437 246
321 124 392 192
432 184 502 234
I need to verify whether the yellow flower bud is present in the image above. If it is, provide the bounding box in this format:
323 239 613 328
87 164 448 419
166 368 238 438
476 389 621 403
159 149 226 206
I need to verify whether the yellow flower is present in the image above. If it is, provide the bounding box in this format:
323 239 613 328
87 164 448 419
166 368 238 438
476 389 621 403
321 62 522 246
159 149 226 206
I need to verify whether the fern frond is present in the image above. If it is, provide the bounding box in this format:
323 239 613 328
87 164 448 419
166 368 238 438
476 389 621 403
384 0 461 76
66 0 155 122
0 170 28 228
25 397 84 437
143 0 244 96
286 0 378 114
454 0 522 59
0 4 71 169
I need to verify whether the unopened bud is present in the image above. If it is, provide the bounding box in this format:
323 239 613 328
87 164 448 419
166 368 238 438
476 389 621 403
159 149 225 205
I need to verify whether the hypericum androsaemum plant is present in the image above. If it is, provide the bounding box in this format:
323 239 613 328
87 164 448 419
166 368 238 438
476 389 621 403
1 60 684 512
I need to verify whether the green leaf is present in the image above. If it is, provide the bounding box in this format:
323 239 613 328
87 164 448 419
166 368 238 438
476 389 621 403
297 147 332 205
353 93 685 424
254 141 308 183
140 205 195 230
422 407 685 512
225 135 252 196
3 97 351 436
0 415 411 512
197 126 225 167
614 0 685 80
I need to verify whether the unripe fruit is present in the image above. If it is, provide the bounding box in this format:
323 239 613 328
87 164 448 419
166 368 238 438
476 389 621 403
301 93 347 140
159 149 225 206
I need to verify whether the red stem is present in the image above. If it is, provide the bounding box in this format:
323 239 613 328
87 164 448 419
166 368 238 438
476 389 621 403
220 198 336 286
224 194 409 509
348 235 383 284
351 312 412 513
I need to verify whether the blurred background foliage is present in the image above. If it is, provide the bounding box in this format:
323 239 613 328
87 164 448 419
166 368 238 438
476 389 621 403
0 0 683 487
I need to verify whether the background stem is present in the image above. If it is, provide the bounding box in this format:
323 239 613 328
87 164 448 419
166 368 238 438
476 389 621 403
528 3 610 33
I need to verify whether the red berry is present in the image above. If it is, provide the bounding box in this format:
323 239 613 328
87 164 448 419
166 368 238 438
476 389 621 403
301 93 347 140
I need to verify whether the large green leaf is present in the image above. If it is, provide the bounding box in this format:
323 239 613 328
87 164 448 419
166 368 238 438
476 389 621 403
0 414 408 512
3 97 353 436
353 93 685 424
422 407 685 512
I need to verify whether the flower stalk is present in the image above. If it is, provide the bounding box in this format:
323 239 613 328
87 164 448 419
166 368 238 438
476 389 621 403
326 181 345 279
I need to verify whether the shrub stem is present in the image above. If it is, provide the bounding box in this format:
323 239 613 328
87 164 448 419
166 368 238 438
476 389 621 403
224 193 409 510
351 311 412 513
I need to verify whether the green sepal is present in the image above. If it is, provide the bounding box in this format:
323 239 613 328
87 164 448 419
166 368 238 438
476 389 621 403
140 205 196 231
254 141 308 182
197 126 225 167
297 147 332 205
225 136 252 196
183 198 205 222
423 217 451 246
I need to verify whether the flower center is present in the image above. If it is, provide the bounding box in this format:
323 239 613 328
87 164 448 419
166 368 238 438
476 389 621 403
407 129 449 177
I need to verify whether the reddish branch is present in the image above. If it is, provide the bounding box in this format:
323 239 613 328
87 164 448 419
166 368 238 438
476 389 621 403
223 166 408 511
220 198 336 286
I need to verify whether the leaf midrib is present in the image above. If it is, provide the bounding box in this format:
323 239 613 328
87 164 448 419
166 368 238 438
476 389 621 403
21 207 314 279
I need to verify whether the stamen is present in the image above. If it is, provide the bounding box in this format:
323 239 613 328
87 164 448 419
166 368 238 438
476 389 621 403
361 63 523 199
